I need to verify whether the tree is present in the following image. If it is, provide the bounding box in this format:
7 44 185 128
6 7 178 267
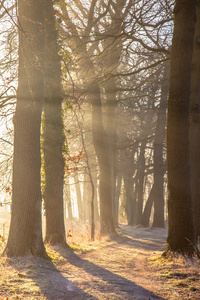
59 0 118 236
113 0 172 227
57 0 172 232
190 0 200 241
42 0 66 245
135 141 146 225
90 82 117 236
4 0 47 257
0 1 17 199
152 63 169 228
166 0 197 256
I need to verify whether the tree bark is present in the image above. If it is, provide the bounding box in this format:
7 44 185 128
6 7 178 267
74 172 83 221
136 142 146 225
83 172 91 222
4 0 47 257
92 167 99 222
124 175 135 225
167 0 197 255
64 177 73 220
104 79 117 227
90 83 116 236
190 0 200 241
140 183 155 227
114 172 122 226
152 64 168 228
43 0 66 245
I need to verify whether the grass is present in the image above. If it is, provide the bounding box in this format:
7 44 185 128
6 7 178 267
148 251 200 299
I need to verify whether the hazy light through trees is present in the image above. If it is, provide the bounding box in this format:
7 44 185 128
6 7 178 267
0 1 174 226
2 0 198 258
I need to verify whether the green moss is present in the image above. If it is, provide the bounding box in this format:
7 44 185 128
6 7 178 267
46 249 67 263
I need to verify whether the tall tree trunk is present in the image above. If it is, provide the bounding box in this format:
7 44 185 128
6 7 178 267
43 0 66 245
98 0 125 233
83 172 91 222
167 0 197 256
114 172 122 226
124 175 135 225
92 167 99 222
90 84 116 236
152 64 168 228
105 78 117 227
136 142 146 225
74 172 83 221
121 146 136 225
64 177 73 221
4 0 46 257
190 0 200 241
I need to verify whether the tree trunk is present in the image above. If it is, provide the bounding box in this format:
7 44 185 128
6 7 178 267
90 84 116 236
152 64 169 228
140 183 155 227
43 0 66 245
114 172 122 226
167 0 197 255
92 167 99 222
4 0 46 257
105 78 117 227
124 175 135 225
190 0 200 241
97 1 125 234
83 172 91 222
74 172 83 221
136 142 146 225
64 177 73 221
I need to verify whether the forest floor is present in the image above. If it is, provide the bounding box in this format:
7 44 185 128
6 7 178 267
0 225 200 300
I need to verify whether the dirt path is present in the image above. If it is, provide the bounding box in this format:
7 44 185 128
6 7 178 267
0 226 200 299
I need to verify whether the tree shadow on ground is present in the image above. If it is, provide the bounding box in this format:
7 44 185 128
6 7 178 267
2 226 167 299
55 246 167 300
6 255 97 300
114 225 167 252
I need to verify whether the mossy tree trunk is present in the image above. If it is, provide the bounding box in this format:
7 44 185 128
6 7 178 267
42 0 66 245
4 0 47 257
